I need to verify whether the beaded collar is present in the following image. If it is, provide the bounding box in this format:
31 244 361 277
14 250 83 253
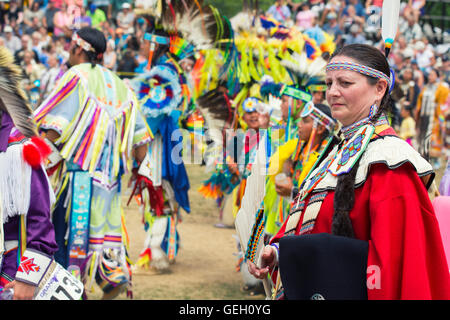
341 114 389 141
340 104 389 141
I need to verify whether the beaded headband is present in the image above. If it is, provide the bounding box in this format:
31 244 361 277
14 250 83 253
144 33 171 45
72 33 96 53
326 61 392 88
300 101 336 132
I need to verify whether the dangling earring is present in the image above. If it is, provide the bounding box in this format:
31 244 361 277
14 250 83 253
369 103 378 119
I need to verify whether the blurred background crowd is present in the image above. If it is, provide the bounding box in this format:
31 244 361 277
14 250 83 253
0 0 448 167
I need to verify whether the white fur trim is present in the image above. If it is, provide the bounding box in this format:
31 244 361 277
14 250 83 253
0 143 31 223
149 216 169 270
302 135 433 194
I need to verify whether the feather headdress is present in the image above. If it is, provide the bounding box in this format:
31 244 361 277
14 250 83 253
280 50 327 89
160 1 233 51
195 87 235 167
0 46 37 138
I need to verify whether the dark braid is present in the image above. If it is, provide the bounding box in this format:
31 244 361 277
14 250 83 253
328 44 391 237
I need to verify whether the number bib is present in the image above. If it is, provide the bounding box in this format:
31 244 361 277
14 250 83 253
34 261 84 300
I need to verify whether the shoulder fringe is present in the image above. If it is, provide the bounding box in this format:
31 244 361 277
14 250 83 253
0 143 32 223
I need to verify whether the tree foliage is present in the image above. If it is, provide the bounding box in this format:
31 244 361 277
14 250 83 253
203 0 277 19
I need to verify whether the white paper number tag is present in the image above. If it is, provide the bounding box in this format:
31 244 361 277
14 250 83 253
34 261 84 300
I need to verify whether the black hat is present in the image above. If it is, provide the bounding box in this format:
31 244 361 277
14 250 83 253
279 233 368 300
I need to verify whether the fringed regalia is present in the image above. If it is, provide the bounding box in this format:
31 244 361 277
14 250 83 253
130 52 190 271
34 62 152 297
0 46 58 293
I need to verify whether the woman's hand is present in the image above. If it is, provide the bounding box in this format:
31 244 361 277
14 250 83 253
247 245 277 280
4 280 36 300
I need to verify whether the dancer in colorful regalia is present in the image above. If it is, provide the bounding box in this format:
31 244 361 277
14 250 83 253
129 25 191 273
262 49 330 238
34 27 152 299
267 102 338 235
129 0 237 272
0 46 58 300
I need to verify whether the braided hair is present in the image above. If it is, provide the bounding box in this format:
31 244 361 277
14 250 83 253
76 27 107 68
328 44 391 237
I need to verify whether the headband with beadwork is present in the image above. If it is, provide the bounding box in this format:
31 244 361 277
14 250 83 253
72 33 96 53
300 101 336 132
144 33 170 45
326 61 392 88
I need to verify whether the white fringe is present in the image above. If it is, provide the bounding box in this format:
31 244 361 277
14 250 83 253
149 216 169 270
0 143 31 224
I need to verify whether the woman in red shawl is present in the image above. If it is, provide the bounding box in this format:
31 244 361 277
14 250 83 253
248 44 450 300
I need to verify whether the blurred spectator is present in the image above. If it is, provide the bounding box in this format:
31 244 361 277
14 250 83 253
116 2 135 32
443 56 450 85
416 68 449 164
286 0 303 13
344 23 366 45
3 25 21 53
135 41 149 74
399 67 421 112
31 31 46 63
399 104 416 146
409 0 426 22
399 14 423 43
92 0 112 21
43 0 60 34
103 38 117 70
365 0 383 15
319 0 342 26
114 27 129 52
0 2 7 31
23 2 45 31
116 36 139 79
87 2 107 30
73 6 92 29
39 53 62 102
412 59 425 89
38 25 52 47
14 34 38 65
295 3 316 30
322 12 343 41
5 0 24 30
340 5 364 34
415 40 434 73
21 49 46 107
266 0 291 24
342 0 366 19
53 2 75 38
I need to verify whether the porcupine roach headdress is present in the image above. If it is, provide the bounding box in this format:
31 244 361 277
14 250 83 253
160 0 238 89
0 46 50 167
160 1 238 132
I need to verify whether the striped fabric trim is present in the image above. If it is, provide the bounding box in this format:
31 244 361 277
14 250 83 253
299 219 316 234
326 62 391 88
89 238 104 245
104 235 122 243
35 75 81 125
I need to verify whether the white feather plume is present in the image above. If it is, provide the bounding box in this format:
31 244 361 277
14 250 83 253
382 0 401 46
281 51 327 86
234 132 267 264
